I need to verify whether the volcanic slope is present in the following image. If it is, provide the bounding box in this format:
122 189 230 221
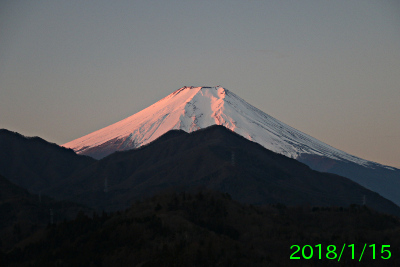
62 86 400 206
63 86 377 167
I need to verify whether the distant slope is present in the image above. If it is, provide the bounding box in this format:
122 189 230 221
55 125 400 216
0 129 96 194
298 154 400 209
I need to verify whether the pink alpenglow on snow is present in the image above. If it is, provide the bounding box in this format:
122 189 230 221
63 86 379 168
63 86 400 208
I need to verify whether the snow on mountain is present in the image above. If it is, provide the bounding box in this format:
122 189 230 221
63 86 381 168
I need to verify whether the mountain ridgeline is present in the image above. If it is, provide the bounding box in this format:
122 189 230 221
61 86 400 207
0 129 95 194
56 125 400 215
1 126 399 217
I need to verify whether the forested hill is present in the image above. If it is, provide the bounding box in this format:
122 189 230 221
4 191 400 266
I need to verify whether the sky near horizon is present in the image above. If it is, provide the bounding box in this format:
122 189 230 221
1 0 399 168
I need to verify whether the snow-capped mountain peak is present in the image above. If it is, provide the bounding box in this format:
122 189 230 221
62 86 400 208
62 86 374 168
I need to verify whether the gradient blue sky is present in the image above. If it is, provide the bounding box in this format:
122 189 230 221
1 0 399 167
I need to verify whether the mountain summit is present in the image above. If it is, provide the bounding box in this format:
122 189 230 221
58 86 400 206
63 86 372 166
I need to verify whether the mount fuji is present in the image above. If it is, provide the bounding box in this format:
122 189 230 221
63 86 400 206
63 86 373 165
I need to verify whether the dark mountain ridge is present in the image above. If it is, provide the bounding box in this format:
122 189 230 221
0 129 96 194
49 125 400 216
1 126 399 216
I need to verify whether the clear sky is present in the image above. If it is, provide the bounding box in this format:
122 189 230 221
1 0 399 168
